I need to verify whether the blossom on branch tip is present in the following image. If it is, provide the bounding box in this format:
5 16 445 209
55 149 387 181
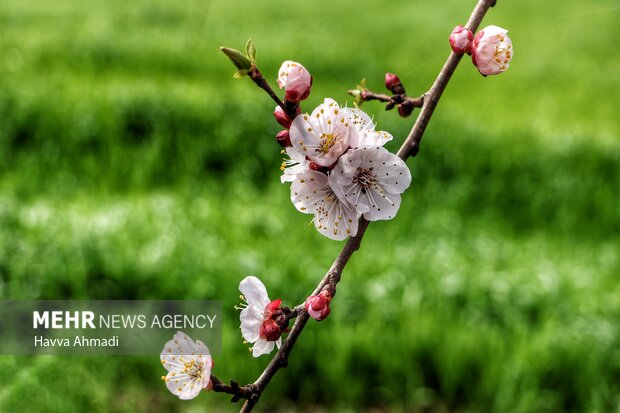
291 170 359 240
290 98 356 167
238 276 283 357
471 25 513 76
305 290 332 321
277 61 312 103
329 146 411 221
160 331 212 400
449 25 473 54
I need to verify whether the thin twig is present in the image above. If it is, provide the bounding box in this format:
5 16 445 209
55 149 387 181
239 219 370 413
211 376 256 403
248 66 298 119
232 0 498 411
397 0 496 159
348 90 424 113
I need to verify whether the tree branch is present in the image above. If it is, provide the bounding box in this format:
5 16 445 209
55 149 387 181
349 89 424 113
211 376 257 403
248 66 298 119
397 0 497 159
226 0 498 411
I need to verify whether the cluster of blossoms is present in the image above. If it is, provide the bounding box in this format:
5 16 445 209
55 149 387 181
162 24 515 401
450 25 513 76
274 61 412 240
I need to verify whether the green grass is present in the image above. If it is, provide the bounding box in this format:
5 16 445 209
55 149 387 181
0 0 619 412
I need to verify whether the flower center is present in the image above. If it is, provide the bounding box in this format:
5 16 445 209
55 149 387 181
353 167 377 192
318 133 337 154
182 359 204 380
493 35 512 69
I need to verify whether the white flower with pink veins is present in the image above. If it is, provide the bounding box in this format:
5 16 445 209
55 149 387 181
329 146 411 221
343 107 393 148
160 331 212 400
290 98 356 167
291 170 359 240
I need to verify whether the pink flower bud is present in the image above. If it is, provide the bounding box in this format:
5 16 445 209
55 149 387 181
471 25 513 76
449 25 473 54
274 105 301 128
384 73 401 90
305 290 332 321
385 72 406 95
276 130 291 148
277 61 312 103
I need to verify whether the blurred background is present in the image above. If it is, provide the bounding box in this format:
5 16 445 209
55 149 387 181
0 0 619 411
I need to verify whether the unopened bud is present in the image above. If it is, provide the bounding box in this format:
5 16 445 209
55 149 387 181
385 73 406 95
277 61 312 103
398 100 415 118
385 73 400 90
274 106 293 128
305 290 332 321
220 46 252 78
449 25 473 54
276 130 291 148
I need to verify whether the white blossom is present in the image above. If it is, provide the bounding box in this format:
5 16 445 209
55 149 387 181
160 331 212 400
329 146 411 221
238 276 282 357
291 170 359 240
290 98 355 167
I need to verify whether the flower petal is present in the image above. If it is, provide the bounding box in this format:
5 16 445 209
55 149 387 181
252 338 275 357
291 170 329 214
362 190 401 221
166 374 202 400
240 306 262 343
161 332 202 371
313 188 359 240
344 107 393 148
372 149 412 194
239 276 270 309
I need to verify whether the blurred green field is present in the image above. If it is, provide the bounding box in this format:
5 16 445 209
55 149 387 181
1 0 619 412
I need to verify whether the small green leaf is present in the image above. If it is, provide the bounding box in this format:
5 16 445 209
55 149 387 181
245 39 256 64
220 46 252 71
233 69 249 79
